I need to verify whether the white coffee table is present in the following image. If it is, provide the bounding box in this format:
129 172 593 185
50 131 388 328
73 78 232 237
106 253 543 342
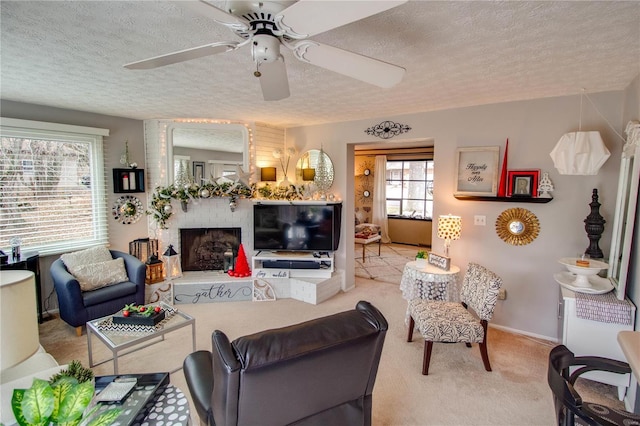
86 302 195 374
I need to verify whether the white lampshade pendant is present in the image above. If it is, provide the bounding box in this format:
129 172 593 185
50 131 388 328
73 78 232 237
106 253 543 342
550 92 610 175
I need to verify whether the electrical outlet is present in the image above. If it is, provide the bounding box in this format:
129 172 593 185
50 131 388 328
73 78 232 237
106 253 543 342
474 215 486 226
498 288 507 300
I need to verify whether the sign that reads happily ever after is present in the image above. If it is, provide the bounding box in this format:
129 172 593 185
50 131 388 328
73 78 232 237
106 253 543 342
428 252 451 271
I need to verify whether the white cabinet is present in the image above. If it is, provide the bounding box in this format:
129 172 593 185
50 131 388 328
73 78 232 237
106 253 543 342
252 252 342 304
559 287 635 396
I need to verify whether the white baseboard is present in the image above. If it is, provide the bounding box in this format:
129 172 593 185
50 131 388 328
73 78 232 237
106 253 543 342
489 323 558 344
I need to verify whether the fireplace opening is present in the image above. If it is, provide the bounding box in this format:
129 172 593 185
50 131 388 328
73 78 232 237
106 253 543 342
180 228 241 272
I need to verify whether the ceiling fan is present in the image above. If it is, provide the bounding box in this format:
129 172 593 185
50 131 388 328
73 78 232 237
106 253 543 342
124 0 407 101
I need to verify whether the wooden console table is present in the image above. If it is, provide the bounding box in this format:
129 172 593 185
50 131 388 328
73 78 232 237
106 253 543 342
0 251 43 323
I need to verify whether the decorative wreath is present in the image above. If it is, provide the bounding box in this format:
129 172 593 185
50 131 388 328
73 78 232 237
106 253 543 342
495 208 540 246
112 195 144 225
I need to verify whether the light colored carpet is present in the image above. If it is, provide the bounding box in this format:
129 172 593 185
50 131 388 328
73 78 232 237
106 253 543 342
38 271 624 425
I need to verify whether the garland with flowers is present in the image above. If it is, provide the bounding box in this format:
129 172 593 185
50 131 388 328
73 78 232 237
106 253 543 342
147 181 313 229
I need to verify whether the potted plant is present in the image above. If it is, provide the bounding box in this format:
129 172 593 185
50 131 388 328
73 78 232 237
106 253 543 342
11 363 121 426
415 250 427 268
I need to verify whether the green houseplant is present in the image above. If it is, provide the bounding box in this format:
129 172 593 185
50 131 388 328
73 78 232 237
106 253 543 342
415 250 428 268
11 372 121 426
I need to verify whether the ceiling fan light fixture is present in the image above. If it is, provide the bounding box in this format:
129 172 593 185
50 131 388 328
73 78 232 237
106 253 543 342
251 34 281 63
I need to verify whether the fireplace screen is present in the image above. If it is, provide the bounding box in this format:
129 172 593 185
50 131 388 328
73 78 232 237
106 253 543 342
180 228 241 272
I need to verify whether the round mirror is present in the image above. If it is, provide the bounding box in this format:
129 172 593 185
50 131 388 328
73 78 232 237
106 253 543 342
363 190 371 197
509 220 524 235
296 149 334 189
496 208 540 245
363 169 371 176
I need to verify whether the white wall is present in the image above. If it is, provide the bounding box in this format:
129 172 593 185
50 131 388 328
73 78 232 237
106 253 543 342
286 91 627 340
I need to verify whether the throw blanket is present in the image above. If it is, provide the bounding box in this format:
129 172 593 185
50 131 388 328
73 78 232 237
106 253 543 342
575 291 633 325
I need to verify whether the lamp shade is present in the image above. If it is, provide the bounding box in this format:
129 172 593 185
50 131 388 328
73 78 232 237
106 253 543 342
302 168 315 181
550 131 610 175
260 167 277 182
1 271 39 370
437 215 462 241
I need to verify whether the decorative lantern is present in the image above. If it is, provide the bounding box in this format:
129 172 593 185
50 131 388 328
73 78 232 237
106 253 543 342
145 254 164 284
129 238 158 264
223 248 235 272
163 245 182 279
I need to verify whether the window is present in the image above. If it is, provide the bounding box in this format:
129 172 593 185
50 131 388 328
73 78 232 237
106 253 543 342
0 118 109 256
386 160 434 219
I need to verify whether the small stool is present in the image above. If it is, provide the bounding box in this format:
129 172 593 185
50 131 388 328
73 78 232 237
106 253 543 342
355 223 382 262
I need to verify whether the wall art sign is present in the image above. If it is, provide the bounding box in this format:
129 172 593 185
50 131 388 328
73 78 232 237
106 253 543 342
173 281 252 304
364 121 411 139
455 146 500 196
428 252 451 271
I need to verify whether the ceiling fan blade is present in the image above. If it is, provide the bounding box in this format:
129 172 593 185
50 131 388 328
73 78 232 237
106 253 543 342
291 41 405 88
277 0 407 38
258 56 290 101
124 41 241 70
178 0 249 31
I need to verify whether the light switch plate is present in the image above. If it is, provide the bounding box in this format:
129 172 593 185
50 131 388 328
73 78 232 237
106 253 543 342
474 215 486 226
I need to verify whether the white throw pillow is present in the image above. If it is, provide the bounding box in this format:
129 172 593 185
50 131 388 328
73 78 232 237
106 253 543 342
60 246 113 272
72 258 130 292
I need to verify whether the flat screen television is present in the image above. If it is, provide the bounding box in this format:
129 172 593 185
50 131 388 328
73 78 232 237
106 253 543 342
253 203 342 252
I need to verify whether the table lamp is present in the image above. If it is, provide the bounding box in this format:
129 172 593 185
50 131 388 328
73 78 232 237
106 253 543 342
437 214 462 256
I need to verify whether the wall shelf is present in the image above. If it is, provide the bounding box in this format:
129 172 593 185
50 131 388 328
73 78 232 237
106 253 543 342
113 168 145 193
454 195 553 203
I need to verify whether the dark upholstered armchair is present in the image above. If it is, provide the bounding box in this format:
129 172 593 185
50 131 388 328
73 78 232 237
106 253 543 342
51 250 145 336
183 301 388 426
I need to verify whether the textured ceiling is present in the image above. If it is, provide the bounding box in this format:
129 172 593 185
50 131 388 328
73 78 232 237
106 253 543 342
1 1 639 128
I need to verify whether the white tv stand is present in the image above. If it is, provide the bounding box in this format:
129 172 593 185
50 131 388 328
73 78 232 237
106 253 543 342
251 251 342 304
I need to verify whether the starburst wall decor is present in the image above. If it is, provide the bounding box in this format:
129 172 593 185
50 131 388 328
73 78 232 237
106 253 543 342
365 121 412 139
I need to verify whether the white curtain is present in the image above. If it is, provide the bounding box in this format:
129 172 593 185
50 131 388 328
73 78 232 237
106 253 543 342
372 155 391 243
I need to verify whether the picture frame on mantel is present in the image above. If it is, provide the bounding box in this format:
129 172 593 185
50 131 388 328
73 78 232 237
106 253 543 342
507 169 540 197
454 146 500 196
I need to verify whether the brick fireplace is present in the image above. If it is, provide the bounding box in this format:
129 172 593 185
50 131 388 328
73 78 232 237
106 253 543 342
180 227 241 272
153 198 253 265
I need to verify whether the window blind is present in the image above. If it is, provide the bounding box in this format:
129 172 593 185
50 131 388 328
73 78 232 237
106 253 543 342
0 118 109 256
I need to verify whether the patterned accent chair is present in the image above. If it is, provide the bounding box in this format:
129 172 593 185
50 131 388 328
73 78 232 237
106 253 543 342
548 344 640 426
406 262 503 375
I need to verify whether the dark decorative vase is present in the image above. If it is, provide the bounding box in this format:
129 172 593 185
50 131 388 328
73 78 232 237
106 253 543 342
584 188 605 259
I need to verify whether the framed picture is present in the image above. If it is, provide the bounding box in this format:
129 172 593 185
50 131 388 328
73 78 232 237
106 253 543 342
192 161 205 184
507 170 540 197
455 146 500 196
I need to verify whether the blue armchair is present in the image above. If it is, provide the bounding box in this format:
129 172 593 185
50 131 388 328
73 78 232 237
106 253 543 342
51 250 145 336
